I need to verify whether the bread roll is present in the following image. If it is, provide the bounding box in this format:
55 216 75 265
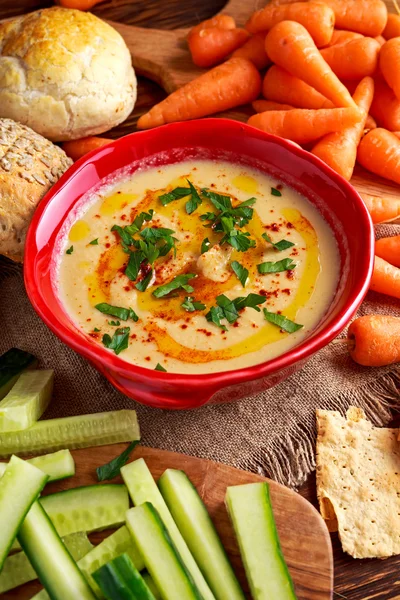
0 8 136 141
0 118 73 262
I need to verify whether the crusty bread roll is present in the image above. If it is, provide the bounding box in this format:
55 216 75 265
0 118 72 262
0 8 136 141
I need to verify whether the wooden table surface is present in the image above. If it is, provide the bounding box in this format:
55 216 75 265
1 1 400 599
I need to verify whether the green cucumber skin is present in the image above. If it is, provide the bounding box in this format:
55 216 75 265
0 348 37 400
93 553 156 600
126 503 204 600
0 456 48 568
18 501 96 600
0 532 93 594
121 458 215 600
158 469 245 600
0 449 75 482
0 410 140 458
225 483 297 600
142 572 162 600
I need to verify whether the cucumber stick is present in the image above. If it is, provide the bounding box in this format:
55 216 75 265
93 553 156 600
225 483 296 600
0 532 93 593
143 572 162 600
159 469 244 600
121 458 215 600
18 501 96 600
0 348 37 400
0 455 48 568
0 410 140 458
0 449 75 482
126 503 203 600
0 370 54 433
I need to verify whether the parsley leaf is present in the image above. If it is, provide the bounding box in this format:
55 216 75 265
231 261 248 287
102 327 130 355
140 227 175 244
263 309 303 333
89 238 99 245
66 245 74 255
111 224 133 249
96 440 139 481
109 320 121 326
185 180 202 215
125 251 145 281
153 274 196 298
234 293 266 312
181 296 206 312
206 293 266 330
93 327 100 332
271 187 282 197
159 187 191 206
125 210 154 235
135 270 153 292
206 306 228 331
216 295 239 323
201 238 211 254
155 363 167 372
202 189 232 212
222 229 256 252
95 303 139 322
262 232 294 252
257 258 296 274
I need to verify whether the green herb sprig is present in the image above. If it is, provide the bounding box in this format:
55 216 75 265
263 309 303 333
97 440 139 481
257 258 296 274
102 327 130 355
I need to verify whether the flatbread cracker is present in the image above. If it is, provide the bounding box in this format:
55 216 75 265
316 407 400 559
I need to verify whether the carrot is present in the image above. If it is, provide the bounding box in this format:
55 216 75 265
383 13 400 39
370 78 400 131
375 235 400 267
370 255 400 299
62 136 111 161
348 315 400 366
252 99 295 112
380 38 400 101
360 192 400 224
262 66 333 109
137 58 262 130
265 21 357 108
311 77 374 180
365 114 377 129
188 27 249 68
357 128 400 185
375 34 386 46
322 0 388 37
187 15 235 40
325 29 364 47
246 2 335 48
232 33 271 70
247 107 361 144
320 37 381 80
393 132 400 139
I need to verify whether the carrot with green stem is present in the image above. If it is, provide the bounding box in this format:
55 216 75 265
262 65 333 109
357 128 400 185
311 77 374 180
247 107 361 144
252 99 295 112
62 136 111 161
383 13 400 39
375 235 400 267
137 58 262 130
325 29 364 47
188 15 235 40
265 21 357 108
348 315 400 366
323 0 387 37
188 27 249 68
246 2 335 47
370 78 400 131
360 193 400 224
320 38 381 80
232 33 270 70
370 255 400 299
380 38 400 101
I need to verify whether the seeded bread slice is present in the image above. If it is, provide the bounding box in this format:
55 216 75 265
0 118 72 262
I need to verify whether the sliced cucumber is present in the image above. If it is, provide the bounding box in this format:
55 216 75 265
0 410 140 458
0 455 48 568
126 503 203 600
0 348 37 400
0 370 54 433
78 526 145 598
0 532 93 593
143 572 161 600
18 501 96 600
225 483 296 600
159 469 244 600
121 459 215 600
0 449 75 482
93 553 156 600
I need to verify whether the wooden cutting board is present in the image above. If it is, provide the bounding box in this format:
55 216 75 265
3 446 333 600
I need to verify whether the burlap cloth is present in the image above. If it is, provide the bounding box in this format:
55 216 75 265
1 224 399 489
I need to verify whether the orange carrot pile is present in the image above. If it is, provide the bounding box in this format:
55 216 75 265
383 13 400 39
365 114 377 129
375 235 400 267
348 315 400 366
370 256 400 299
187 15 235 39
232 33 270 70
380 38 400 101
361 193 400 224
252 99 295 112
188 27 249 68
370 78 400 131
62 137 111 161
323 0 387 37
320 37 381 80
324 29 363 47
262 66 333 109
357 128 400 185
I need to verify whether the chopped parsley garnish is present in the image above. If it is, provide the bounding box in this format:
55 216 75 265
262 232 294 252
89 238 99 245
201 238 211 254
102 327 130 355
181 296 206 312
125 210 154 235
111 224 133 251
231 261 248 287
155 363 167 372
153 274 196 298
93 327 100 332
135 270 153 292
66 245 74 255
257 258 296 274
140 227 175 244
159 187 191 206
95 303 139 322
263 309 303 333
234 293 266 312
125 250 145 281
185 180 202 214
206 293 266 330
271 187 282 197
108 320 121 326
97 440 139 481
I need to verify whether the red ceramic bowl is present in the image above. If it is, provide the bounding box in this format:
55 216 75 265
24 119 374 410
